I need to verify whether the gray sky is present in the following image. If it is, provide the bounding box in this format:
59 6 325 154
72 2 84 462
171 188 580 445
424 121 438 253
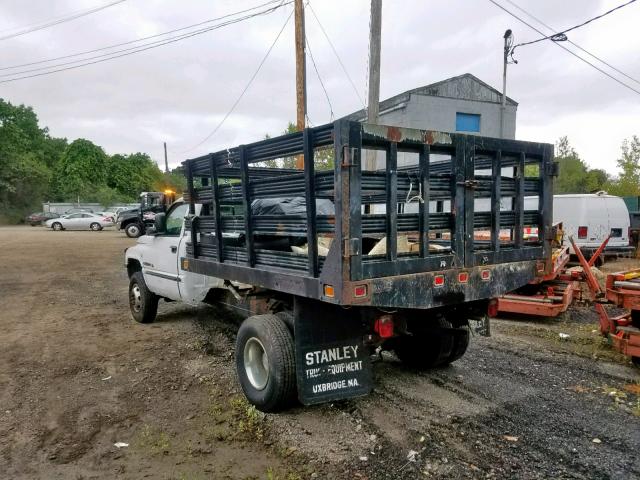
1 0 639 173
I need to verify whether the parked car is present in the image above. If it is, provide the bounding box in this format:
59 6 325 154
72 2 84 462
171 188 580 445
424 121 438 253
45 212 114 231
25 211 60 226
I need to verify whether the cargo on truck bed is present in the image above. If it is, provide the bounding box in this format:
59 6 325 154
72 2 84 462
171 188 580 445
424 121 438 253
125 120 556 411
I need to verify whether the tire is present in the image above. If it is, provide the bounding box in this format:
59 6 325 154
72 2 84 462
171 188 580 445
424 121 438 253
129 271 159 323
125 223 142 238
90 222 102 231
394 316 455 369
444 317 470 364
51 222 63 231
632 357 640 369
235 314 296 412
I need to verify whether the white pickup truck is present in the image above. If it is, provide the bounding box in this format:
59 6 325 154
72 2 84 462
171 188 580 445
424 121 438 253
125 200 226 323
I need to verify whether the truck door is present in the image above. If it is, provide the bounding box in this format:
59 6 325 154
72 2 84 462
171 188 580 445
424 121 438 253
142 202 189 300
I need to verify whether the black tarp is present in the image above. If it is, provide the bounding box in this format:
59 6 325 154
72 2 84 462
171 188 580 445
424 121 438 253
251 197 334 216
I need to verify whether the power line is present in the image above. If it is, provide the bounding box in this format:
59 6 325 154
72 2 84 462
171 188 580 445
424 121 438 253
0 2 290 84
487 0 640 97
0 0 127 42
178 9 294 154
305 34 335 120
0 0 284 72
0 1 123 34
306 1 366 109
512 0 637 51
502 0 640 86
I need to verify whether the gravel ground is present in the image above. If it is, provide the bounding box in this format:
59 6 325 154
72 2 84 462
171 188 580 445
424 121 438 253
1 226 638 479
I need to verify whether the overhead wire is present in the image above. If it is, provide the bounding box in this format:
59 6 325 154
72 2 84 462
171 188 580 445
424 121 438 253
0 2 290 84
487 0 640 97
511 0 637 51
502 0 640 86
306 1 366 109
177 8 294 154
0 0 284 71
0 0 127 42
305 34 335 121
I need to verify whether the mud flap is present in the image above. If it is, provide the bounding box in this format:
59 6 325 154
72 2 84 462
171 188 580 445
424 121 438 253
293 297 373 405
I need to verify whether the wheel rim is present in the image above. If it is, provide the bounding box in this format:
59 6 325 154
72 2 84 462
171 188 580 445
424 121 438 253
53 223 61 230
91 223 99 230
244 337 269 390
128 225 140 236
130 283 142 312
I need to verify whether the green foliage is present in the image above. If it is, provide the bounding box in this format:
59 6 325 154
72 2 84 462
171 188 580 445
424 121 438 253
259 122 334 171
554 136 608 194
106 152 163 199
160 166 187 194
0 98 169 222
606 136 640 196
53 139 108 200
0 99 67 222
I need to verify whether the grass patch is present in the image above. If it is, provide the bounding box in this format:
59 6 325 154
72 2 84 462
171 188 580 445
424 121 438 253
134 424 171 455
202 389 266 443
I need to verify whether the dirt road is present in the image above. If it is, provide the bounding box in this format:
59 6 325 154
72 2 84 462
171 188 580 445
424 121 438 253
1 227 639 479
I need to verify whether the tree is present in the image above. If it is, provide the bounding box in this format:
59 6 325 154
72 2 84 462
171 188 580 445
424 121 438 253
0 99 60 222
607 136 640 196
107 152 164 199
259 122 334 170
554 136 589 194
52 139 109 200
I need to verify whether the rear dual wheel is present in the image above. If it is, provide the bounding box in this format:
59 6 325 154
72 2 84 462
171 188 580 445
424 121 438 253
394 315 469 369
235 314 296 412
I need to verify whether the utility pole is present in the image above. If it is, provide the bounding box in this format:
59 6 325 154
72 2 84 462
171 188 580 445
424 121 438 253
365 0 382 171
163 142 169 173
500 29 512 139
294 0 307 169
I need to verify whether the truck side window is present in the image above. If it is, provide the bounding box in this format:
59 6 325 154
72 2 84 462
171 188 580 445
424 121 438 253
165 203 189 236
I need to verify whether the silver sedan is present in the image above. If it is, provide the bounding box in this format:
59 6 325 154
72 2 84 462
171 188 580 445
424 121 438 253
45 212 114 231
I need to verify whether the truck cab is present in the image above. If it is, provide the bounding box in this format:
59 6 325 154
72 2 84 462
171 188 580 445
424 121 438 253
118 190 177 238
125 199 226 317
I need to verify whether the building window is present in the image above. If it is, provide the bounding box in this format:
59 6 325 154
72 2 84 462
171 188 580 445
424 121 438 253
456 112 481 132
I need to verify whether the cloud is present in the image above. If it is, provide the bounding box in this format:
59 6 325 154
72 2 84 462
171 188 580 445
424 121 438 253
1 0 638 173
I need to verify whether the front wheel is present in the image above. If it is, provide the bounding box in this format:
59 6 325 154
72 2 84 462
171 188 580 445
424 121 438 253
90 222 102 231
125 223 142 238
51 222 63 231
129 272 159 323
235 314 296 412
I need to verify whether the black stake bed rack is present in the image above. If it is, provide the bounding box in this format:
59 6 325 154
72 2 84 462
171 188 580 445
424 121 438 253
182 120 555 309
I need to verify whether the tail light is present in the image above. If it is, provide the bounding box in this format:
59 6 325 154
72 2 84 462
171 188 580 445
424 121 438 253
434 274 445 287
374 314 394 338
354 285 368 298
578 226 588 239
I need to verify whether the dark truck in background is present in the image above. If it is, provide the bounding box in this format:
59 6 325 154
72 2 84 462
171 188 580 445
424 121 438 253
127 120 555 411
117 191 176 238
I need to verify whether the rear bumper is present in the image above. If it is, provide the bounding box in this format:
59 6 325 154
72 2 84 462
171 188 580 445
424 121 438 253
575 245 635 256
342 260 540 309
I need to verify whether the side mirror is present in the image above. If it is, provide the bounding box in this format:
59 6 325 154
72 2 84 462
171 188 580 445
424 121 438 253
153 212 167 234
